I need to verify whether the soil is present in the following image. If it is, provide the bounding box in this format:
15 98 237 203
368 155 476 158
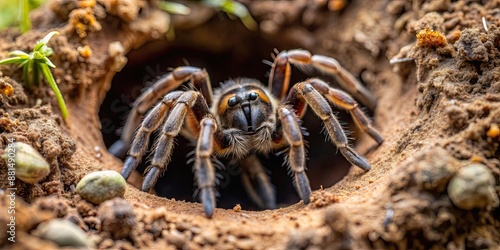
0 0 499 249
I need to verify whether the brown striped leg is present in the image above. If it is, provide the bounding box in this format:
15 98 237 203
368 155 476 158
269 49 377 111
109 66 213 157
240 155 276 209
194 117 218 217
285 80 372 171
305 78 383 144
121 91 183 179
278 107 311 204
141 91 213 192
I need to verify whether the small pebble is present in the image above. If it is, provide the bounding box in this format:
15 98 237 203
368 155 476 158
35 219 94 248
77 45 92 59
76 170 126 204
448 164 499 210
2 142 50 184
233 204 242 212
486 123 499 138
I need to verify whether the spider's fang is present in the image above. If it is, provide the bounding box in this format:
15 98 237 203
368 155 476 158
242 103 253 132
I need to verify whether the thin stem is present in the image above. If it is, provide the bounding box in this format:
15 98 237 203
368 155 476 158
32 61 40 86
23 60 32 87
20 0 31 33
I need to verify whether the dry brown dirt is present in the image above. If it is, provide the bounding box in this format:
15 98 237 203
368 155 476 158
0 0 499 249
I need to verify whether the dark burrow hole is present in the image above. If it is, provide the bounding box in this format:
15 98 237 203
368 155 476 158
99 20 366 210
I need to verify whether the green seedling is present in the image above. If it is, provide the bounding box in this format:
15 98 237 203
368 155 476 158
158 1 191 15
159 0 257 30
201 0 257 30
0 31 68 119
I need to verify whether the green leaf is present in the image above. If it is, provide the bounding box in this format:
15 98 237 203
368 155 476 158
0 56 28 65
40 45 53 57
41 57 56 68
201 0 256 30
158 1 190 15
32 51 44 59
220 1 256 30
39 63 68 119
8 50 30 58
34 31 58 51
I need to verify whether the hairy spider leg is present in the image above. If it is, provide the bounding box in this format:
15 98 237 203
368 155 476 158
276 106 311 203
122 90 220 217
240 155 276 209
303 78 384 144
285 78 375 170
269 49 378 111
109 67 213 157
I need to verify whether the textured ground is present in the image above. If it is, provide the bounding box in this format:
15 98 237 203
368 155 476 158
0 0 499 249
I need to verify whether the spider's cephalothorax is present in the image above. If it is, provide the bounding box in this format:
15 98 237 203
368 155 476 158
212 79 279 158
109 49 384 217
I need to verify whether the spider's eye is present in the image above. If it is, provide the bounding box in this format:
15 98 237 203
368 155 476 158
248 92 259 101
228 96 238 107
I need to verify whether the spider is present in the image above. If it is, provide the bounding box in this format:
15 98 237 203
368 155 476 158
109 49 384 218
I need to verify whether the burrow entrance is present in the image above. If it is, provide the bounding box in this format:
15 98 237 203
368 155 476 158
99 17 368 210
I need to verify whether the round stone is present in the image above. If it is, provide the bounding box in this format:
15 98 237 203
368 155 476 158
35 219 94 248
448 164 499 210
1 142 50 184
76 170 126 204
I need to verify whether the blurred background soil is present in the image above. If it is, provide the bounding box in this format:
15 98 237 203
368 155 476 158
0 0 499 249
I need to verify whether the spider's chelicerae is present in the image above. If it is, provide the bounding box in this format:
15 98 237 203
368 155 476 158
109 49 384 217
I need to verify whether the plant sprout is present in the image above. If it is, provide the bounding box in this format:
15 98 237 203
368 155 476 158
159 0 257 30
202 0 257 30
158 1 191 15
0 31 68 119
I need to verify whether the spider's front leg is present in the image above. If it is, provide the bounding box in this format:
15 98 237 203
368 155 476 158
121 90 220 217
108 66 212 158
194 117 218 217
277 106 312 204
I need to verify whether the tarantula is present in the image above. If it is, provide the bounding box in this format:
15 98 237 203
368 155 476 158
109 49 384 217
